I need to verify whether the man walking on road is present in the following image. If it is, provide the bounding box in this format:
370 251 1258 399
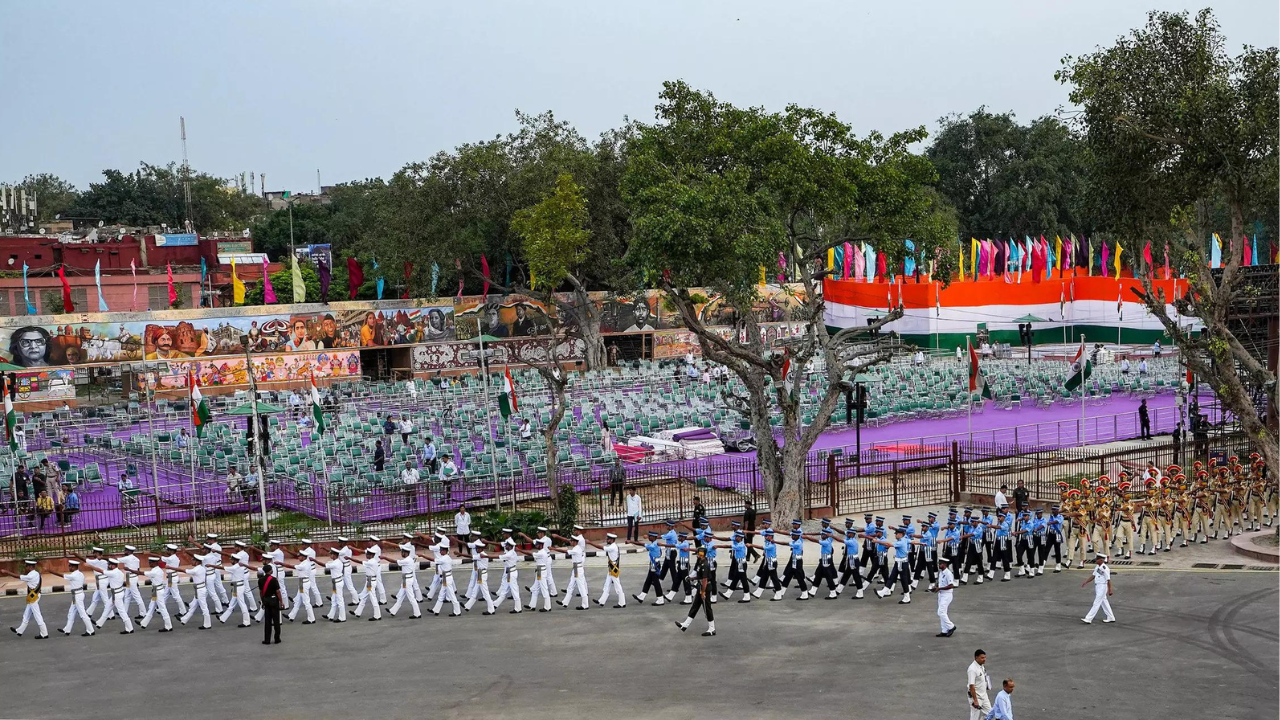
259 563 282 644
987 679 1015 719
967 649 991 720
1080 553 1115 624
933 556 956 637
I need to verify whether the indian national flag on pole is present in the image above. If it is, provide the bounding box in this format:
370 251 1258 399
189 370 212 438
1064 341 1093 393
3 376 16 452
310 371 327 434
498 367 518 419
967 337 993 399
780 351 799 402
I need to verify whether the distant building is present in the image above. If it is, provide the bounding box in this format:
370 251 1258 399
264 187 334 211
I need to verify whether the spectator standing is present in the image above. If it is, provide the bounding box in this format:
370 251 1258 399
401 460 420 512
62 485 80 525
383 415 397 435
608 458 626 507
373 440 386 472
176 428 190 449
743 498 759 561
520 419 533 441
13 461 30 521
399 415 414 445
1012 480 1030 514
967 649 992 720
624 487 642 543
1152 340 1162 358
691 496 706 525
454 505 471 546
1138 399 1151 440
35 490 53 529
994 485 1009 510
420 437 438 475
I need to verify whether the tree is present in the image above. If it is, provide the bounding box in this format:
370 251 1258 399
242 262 324 306
1 174 80 225
1059 8 1279 476
623 81 956 522
928 109 1095 238
69 163 266 231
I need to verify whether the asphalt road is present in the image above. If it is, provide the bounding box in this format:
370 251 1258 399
0 566 1275 720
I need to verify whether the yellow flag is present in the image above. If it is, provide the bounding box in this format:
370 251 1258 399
759 265 767 286
1113 241 1123 279
1054 236 1063 276
958 244 965 282
291 256 306 303
827 247 835 272
231 259 246 304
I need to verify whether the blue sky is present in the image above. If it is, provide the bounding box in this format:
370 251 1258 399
1 1 1274 192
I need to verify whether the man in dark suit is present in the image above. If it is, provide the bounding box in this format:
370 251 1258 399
259 564 282 644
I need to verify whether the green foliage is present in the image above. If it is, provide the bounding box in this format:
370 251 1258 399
622 81 957 301
66 162 266 231
512 173 591 290
475 509 551 542
555 484 579 534
927 109 1095 238
242 261 325 306
1 174 79 224
1057 8 1278 242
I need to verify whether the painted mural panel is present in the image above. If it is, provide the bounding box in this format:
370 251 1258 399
453 295 553 340
136 350 363 390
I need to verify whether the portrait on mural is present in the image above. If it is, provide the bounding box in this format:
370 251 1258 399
454 296 550 340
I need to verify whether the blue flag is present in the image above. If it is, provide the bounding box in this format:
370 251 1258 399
94 260 109 312
22 262 35 314
1252 235 1259 266
903 239 916 276
373 258 384 299
430 262 440 296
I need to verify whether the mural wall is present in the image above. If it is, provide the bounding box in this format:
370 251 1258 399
136 350 363 391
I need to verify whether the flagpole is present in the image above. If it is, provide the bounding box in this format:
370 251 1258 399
242 340 269 534
189 375 200 536
309 370 334 527
1080 334 1087 445
476 333 500 500
966 336 973 443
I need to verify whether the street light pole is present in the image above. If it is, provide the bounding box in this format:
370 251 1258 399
241 336 269 534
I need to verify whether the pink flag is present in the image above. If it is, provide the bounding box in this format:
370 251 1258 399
1142 241 1153 276
777 252 787 285
984 239 996 277
1100 241 1110 276
167 262 177 306
875 251 887 282
1243 238 1252 266
130 259 138 311
852 246 865 281
842 242 852 280
481 254 491 299
261 258 277 304
1163 243 1170 280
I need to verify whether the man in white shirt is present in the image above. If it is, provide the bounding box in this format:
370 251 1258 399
493 537 523 613
161 544 188 616
425 531 451 600
987 679 1015 720
285 550 319 624
178 551 213 629
259 540 290 612
933 556 957 637
520 419 532 441
218 546 253 627
526 536 555 612
118 545 146 618
60 559 95 636
1120 357 1131 374
967 649 991 720
555 525 592 610
994 485 1009 511
429 548 462 617
454 505 472 546
625 488 643 543
137 556 174 632
1081 553 1115 623
335 536 360 604
96 558 134 633
399 416 414 445
82 547 111 618
203 533 230 609
463 533 496 615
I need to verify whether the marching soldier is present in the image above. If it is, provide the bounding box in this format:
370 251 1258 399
595 533 627 608
59 559 95 636
135 556 174 632
3 559 49 639
388 540 425 619
632 530 667 606
493 533 524 613
1114 484 1139 559
674 545 716 637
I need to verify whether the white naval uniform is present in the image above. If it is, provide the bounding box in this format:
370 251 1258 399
527 547 553 610
338 546 360 604
263 548 290 609
96 568 134 631
1083 562 1115 622
425 538 450 599
13 569 48 637
464 539 485 601
119 553 146 618
324 558 347 621
179 563 213 628
353 556 383 619
936 566 956 634
61 569 95 635
286 559 318 623
218 562 253 626
535 536 559 596
597 542 626 607
431 553 461 615
162 554 188 614
493 548 522 611
229 551 259 612
560 535 590 609
204 542 230 606
462 546 494 614
388 553 422 618
139 566 173 630
368 544 387 604
83 558 110 616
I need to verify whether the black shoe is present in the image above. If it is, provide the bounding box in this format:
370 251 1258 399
946 628 956 636
509 610 520 614
262 640 271 645
303 620 315 625
538 608 549 613
159 628 172 633
675 621 687 632
81 632 94 637
368 617 379 621
935 632 948 637
701 630 716 637
482 611 495 616
238 624 251 628
120 630 134 635
613 604 625 609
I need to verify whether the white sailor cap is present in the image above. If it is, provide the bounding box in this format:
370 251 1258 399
91 546 105 553
398 543 414 553
234 541 247 548
68 560 81 567
148 556 161 562
268 540 280 545
165 544 179 551
206 533 219 540
301 538 313 544
336 536 350 543
1096 553 1109 560
301 548 316 559
123 545 136 552
368 535 381 542
605 533 617 539
434 530 448 538
365 547 376 554
572 525 584 531
470 530 482 536
24 559 37 565
107 558 120 565
401 532 414 540
501 528 514 533
536 526 548 533
328 547 341 554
